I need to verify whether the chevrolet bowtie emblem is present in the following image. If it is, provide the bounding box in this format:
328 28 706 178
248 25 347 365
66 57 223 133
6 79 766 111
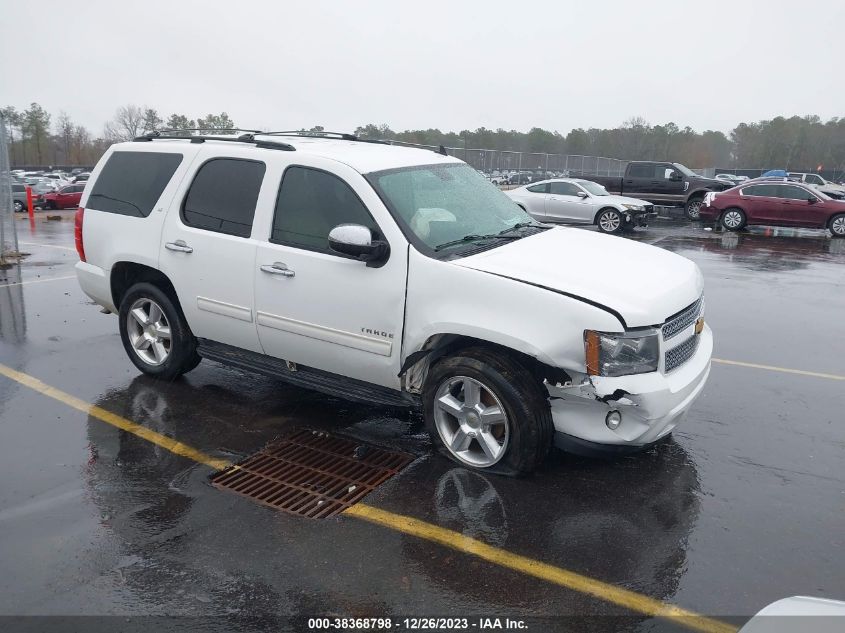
694 317 704 334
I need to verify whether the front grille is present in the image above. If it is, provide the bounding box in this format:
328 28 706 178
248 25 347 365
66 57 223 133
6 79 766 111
662 296 703 341
665 334 700 372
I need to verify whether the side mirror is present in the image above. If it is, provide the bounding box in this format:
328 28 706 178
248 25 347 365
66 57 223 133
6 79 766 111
807 196 818 204
328 224 390 264
670 172 683 182
576 191 589 198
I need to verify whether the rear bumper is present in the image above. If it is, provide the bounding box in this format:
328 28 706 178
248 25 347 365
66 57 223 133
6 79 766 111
547 325 713 453
75 261 115 312
698 205 721 221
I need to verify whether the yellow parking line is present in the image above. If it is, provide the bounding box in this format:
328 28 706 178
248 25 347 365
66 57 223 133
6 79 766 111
0 361 735 633
0 364 230 470
346 504 734 633
0 275 78 289
712 358 845 381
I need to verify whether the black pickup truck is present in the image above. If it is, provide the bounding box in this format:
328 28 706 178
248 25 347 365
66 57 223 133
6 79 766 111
582 161 732 219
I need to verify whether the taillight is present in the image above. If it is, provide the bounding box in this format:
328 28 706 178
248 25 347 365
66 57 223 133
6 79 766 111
74 207 86 262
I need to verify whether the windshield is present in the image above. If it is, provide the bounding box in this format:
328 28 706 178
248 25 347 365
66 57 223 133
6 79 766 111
368 163 535 251
673 163 698 177
577 180 609 196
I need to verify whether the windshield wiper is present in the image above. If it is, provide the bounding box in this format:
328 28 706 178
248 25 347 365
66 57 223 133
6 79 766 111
434 233 522 252
497 221 545 235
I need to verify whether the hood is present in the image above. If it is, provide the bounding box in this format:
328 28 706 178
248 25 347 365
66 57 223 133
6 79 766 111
598 194 651 207
453 228 702 328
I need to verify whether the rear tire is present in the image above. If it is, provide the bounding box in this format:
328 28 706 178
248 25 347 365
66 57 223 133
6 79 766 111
596 208 624 234
829 213 845 238
685 197 704 220
13 200 24 213
721 207 746 231
423 347 553 476
118 282 200 380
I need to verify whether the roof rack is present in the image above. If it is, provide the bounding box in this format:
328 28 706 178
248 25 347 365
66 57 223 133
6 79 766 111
262 130 392 146
133 131 295 152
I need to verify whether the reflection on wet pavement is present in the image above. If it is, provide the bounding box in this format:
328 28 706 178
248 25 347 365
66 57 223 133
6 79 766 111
0 218 843 629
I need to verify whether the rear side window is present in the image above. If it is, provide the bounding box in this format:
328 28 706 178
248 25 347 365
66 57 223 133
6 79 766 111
550 181 581 196
88 151 183 217
526 183 548 193
182 159 266 238
742 184 777 197
627 163 653 178
271 166 378 252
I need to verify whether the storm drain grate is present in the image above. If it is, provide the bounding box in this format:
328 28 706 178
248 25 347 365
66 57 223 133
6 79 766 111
211 429 415 518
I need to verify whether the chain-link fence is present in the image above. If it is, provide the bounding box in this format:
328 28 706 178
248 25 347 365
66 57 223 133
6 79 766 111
388 141 627 178
0 114 20 263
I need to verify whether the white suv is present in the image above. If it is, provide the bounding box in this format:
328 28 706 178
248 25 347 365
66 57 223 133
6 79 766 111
74 131 712 475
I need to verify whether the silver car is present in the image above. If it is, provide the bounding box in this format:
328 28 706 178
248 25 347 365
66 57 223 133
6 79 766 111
506 178 656 234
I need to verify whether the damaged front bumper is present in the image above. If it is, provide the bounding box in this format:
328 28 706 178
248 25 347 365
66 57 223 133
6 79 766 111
547 324 713 456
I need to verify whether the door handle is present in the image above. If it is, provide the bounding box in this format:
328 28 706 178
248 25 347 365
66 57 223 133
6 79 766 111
165 240 193 253
260 262 295 277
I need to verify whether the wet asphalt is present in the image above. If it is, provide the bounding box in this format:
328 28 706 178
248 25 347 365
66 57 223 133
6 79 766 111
0 213 843 632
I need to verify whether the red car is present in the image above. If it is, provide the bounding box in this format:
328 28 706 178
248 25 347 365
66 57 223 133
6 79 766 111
42 184 86 210
700 180 845 237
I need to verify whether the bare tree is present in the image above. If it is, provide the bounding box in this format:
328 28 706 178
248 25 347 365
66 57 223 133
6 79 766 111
104 104 145 142
56 111 75 162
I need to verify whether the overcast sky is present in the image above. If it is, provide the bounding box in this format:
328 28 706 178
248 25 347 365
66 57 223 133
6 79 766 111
2 0 843 136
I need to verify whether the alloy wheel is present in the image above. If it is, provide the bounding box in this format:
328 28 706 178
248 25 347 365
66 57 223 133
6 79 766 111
433 376 510 468
723 210 743 229
126 298 172 366
687 201 702 219
831 215 845 236
599 211 621 232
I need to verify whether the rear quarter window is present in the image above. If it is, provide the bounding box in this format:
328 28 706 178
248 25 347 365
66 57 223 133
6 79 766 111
87 151 183 217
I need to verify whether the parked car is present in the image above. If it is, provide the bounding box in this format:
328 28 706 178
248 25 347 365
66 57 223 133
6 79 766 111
715 173 741 185
585 161 733 219
74 134 712 474
489 174 508 186
72 172 91 183
787 172 845 199
507 171 532 185
506 178 655 234
11 183 30 212
700 181 845 237
42 183 86 209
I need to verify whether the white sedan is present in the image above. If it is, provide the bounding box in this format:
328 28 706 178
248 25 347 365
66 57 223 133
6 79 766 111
506 178 656 234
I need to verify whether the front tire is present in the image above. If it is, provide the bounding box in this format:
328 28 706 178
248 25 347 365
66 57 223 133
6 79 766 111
829 213 845 238
13 200 24 213
721 207 746 231
685 197 704 220
118 282 200 380
596 208 624 234
423 347 553 476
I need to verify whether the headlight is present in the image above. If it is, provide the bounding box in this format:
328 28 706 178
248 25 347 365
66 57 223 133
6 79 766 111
584 330 659 377
623 204 644 211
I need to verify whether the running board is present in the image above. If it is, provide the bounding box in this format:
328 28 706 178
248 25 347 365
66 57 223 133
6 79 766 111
196 339 419 409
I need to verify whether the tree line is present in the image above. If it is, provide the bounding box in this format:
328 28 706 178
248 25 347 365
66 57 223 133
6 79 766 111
0 104 236 167
2 102 843 173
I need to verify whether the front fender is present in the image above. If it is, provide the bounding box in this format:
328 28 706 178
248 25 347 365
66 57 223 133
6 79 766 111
403 248 622 372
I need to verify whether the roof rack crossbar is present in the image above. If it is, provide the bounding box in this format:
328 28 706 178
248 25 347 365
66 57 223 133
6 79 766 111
133 133 295 152
263 130 360 141
150 128 266 135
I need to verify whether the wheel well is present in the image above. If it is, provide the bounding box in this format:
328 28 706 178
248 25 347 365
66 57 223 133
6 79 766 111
593 206 620 224
686 191 707 203
110 262 180 311
400 334 570 394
